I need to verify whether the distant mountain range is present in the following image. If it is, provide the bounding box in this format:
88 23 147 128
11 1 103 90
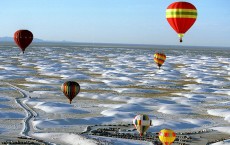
0 37 45 42
1 37 229 49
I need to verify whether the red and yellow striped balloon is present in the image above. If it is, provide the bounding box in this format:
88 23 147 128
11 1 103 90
159 129 176 145
166 1 197 42
61 81 80 104
154 53 166 69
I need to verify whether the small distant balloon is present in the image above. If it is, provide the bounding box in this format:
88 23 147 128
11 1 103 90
159 128 176 145
133 114 152 136
14 30 33 53
154 52 166 69
166 1 197 42
61 81 80 104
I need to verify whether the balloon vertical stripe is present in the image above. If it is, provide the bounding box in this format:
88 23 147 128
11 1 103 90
61 81 80 104
138 120 141 125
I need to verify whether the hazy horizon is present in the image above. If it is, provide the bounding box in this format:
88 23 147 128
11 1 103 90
1 38 230 50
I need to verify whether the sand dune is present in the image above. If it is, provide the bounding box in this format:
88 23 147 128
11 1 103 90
0 45 229 144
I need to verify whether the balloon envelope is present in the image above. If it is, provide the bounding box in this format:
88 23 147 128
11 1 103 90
61 81 80 104
166 1 197 42
154 53 166 69
14 30 33 53
133 114 152 136
159 129 176 145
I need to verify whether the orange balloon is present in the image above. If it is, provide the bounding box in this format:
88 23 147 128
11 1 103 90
154 53 166 69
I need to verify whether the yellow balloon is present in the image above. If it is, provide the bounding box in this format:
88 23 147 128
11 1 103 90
159 129 176 145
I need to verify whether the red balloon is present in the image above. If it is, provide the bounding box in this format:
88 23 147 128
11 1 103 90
166 2 197 42
14 30 33 53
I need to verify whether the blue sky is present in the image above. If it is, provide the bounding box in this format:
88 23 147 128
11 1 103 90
0 0 230 47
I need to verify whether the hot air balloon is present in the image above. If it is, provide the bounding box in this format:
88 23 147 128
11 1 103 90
154 52 166 69
133 114 152 136
14 30 33 53
159 129 176 145
61 81 80 104
166 1 197 42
